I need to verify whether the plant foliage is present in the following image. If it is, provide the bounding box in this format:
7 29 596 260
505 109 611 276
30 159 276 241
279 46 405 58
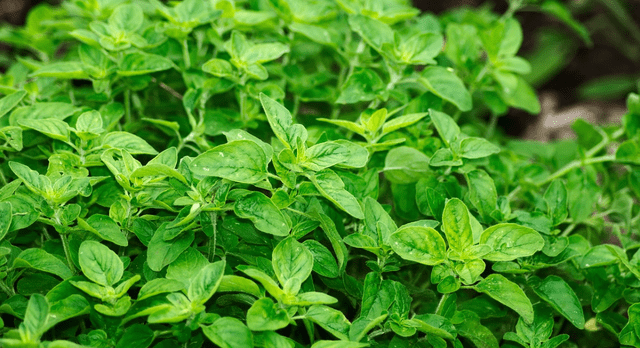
0 0 639 347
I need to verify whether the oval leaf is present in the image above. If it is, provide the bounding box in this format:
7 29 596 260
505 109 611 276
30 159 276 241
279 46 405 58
389 226 447 266
190 140 268 184
475 274 534 324
480 223 544 261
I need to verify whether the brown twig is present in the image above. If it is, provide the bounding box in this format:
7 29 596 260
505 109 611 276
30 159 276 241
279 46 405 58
151 77 183 100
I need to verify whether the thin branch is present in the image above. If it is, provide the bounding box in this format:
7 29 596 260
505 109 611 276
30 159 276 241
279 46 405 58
151 77 183 100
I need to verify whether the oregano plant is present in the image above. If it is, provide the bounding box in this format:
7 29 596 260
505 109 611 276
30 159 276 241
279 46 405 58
0 0 639 347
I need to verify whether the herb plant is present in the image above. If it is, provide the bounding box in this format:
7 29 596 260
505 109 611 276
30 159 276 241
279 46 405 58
0 0 639 347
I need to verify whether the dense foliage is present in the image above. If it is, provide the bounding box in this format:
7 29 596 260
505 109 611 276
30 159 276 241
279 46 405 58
0 0 639 347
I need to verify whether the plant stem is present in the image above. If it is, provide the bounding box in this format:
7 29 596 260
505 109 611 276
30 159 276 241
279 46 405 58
534 154 616 187
0 279 14 297
508 128 625 199
151 77 183 100
124 89 131 124
207 212 218 262
60 233 77 274
435 293 450 316
0 168 7 186
182 39 191 70
485 112 498 139
560 223 576 237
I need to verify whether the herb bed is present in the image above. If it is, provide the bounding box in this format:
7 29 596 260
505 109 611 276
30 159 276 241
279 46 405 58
0 0 639 347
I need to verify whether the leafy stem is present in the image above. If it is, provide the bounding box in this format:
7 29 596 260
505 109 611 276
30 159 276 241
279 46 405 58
508 127 625 199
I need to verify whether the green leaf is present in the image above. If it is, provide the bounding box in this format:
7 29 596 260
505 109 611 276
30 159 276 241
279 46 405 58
78 241 123 287
388 226 447 265
408 314 456 340
308 201 349 273
429 109 460 146
480 223 544 261
188 261 226 305
147 225 195 272
363 196 397 245
348 14 394 51
243 42 290 65
397 33 443 65
317 118 365 135
165 248 208 287
500 76 541 114
531 275 585 329
234 192 290 236
238 266 285 300
305 305 351 340
254 331 294 348
115 324 154 348
311 341 368 348
118 53 173 76
307 169 364 219
336 68 384 104
384 146 431 184
420 67 472 111
442 198 473 255
190 140 268 184
17 118 70 142
77 214 128 247
540 1 592 46
13 249 73 280
466 170 497 222
291 292 338 306
137 278 185 300
75 110 104 139
259 93 306 149
289 22 335 47
334 140 368 168
201 317 253 348
475 274 534 324
9 102 77 125
272 237 313 291
21 293 48 340
382 112 428 134
0 202 12 242
303 240 339 278
454 310 499 348
302 141 350 171
544 179 568 226
619 303 640 346
31 62 88 79
109 4 144 33
130 163 188 185
102 131 158 155
429 148 462 167
202 58 235 78
459 138 500 159
218 275 261 298
0 125 23 151
0 90 26 119
247 297 290 331
47 294 90 330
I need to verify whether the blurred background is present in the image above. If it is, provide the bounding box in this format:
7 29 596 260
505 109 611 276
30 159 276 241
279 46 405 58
1 0 640 139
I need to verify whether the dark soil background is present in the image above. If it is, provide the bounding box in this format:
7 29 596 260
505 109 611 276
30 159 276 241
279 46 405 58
2 0 640 138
